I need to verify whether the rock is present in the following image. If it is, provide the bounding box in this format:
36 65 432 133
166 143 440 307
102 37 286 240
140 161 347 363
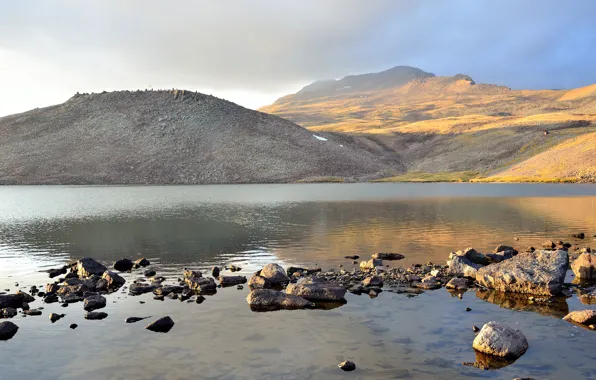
144 270 156 277
344 255 359 260
362 276 383 287
372 253 405 261
128 283 156 295
49 313 64 323
246 289 314 311
473 325 480 332
167 292 178 300
472 321 528 358
286 278 347 302
338 360 356 371
494 245 516 254
286 267 321 276
57 284 89 297
542 240 556 250
446 254 482 279
184 272 217 292
0 294 24 309
452 248 490 265
113 258 133 272
476 250 569 296
76 257 107 278
43 293 59 303
526 247 536 253
485 250 517 263
23 309 42 316
0 321 19 340
446 277 469 291
84 295 107 311
85 311 108 320
211 266 220 277
563 310 596 326
195 295 205 304
146 316 175 332
45 283 60 293
414 282 441 290
571 253 596 280
154 285 184 296
218 276 247 287
360 259 383 270
259 263 290 285
153 295 164 301
96 278 108 291
571 232 585 239
48 266 67 278
102 270 126 288
134 258 150 267
69 323 78 329
248 272 272 289
348 284 364 294
466 307 472 312
236 285 244 290
16 291 35 303
0 307 17 318
63 294 85 303
228 264 242 272
125 316 150 323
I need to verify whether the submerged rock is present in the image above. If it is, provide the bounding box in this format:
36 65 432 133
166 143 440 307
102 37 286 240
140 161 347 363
371 253 405 261
0 321 19 340
476 250 569 296
85 311 108 320
571 253 596 280
338 360 356 371
83 295 107 311
246 289 314 311
218 276 247 287
286 278 346 302
473 321 528 358
563 310 596 326
146 316 175 333
77 257 107 278
113 258 133 272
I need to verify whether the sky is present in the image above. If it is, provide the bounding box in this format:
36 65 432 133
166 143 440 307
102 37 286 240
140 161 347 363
1 0 596 116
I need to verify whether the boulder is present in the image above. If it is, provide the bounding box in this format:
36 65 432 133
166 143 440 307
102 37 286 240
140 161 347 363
360 259 382 270
48 266 67 278
83 295 106 311
472 321 528 358
85 311 108 320
102 270 126 288
362 276 383 287
146 316 175 333
43 293 59 303
248 272 272 290
452 248 490 265
0 321 18 340
259 263 290 285
476 250 569 296
446 254 482 279
113 259 133 272
246 289 314 311
0 307 17 318
218 276 247 287
76 257 107 278
371 253 405 261
211 266 220 277
286 278 346 302
0 294 24 309
134 258 150 267
571 253 596 280
563 310 596 326
445 277 469 291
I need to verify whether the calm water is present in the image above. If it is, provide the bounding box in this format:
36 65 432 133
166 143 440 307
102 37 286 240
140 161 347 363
1 183 596 380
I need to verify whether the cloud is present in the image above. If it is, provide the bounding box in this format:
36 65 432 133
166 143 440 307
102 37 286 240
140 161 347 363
0 0 595 115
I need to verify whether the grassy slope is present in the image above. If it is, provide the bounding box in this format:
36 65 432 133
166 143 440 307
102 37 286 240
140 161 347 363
261 74 596 182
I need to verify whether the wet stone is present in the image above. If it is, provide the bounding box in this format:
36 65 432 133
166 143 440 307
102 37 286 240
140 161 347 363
146 316 175 333
85 311 108 320
0 321 19 340
338 360 356 371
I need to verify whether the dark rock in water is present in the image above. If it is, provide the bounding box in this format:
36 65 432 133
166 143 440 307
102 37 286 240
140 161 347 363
542 240 556 250
0 321 19 340
563 310 596 327
23 309 42 316
43 293 59 304
48 266 67 278
63 294 85 304
69 323 78 329
571 253 596 280
37 291 46 297
153 295 164 301
465 307 472 312
362 276 383 287
195 295 206 304
129 283 155 296
167 292 178 300
286 278 346 302
218 276 247 287
154 285 184 296
348 284 364 294
113 258 133 272
372 253 405 261
446 277 469 291
227 264 242 272
0 294 24 309
77 257 107 278
61 302 69 307
49 313 64 323
0 307 17 318
473 325 480 332
134 258 150 267
561 242 572 249
237 285 244 290
476 250 569 296
125 316 151 323
83 295 107 311
102 270 126 288
451 248 490 266
45 283 60 294
571 232 586 239
473 321 528 359
211 266 220 277
146 316 175 333
184 271 217 293
344 255 359 260
248 272 272 290
493 245 517 254
85 311 108 320
144 270 156 277
338 360 356 371
246 289 314 311
21 302 29 311
259 263 290 286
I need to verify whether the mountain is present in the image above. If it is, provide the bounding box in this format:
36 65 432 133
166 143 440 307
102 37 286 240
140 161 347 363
260 66 596 182
0 90 396 184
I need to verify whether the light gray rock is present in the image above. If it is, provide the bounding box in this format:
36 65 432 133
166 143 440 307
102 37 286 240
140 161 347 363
447 254 482 279
571 253 596 280
445 277 469 291
563 310 596 326
0 321 18 340
472 321 528 358
84 295 107 311
259 264 289 285
246 289 314 311
286 278 346 302
476 250 569 296
451 248 490 265
360 259 382 270
102 270 126 288
76 257 107 278
248 272 272 289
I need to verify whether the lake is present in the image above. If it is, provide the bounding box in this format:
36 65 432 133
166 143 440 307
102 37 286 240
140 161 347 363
0 183 595 379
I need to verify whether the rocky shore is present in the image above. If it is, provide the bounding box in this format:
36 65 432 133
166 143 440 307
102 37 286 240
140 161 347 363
1 233 595 372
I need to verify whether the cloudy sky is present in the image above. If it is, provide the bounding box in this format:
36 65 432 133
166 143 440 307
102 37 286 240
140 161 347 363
1 0 595 116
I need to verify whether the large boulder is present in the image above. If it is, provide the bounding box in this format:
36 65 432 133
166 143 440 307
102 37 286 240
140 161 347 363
0 294 24 309
446 254 482 279
476 250 569 296
84 295 106 311
371 253 405 260
259 264 289 285
246 289 314 311
113 259 133 272
571 253 596 280
472 321 528 358
102 271 126 288
0 321 19 340
76 257 107 278
286 278 346 302
563 310 596 326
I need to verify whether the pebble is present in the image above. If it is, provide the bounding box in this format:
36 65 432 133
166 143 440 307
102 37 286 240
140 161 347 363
338 360 356 371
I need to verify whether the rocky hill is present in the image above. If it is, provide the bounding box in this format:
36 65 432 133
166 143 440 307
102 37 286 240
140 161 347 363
260 66 596 182
0 90 396 184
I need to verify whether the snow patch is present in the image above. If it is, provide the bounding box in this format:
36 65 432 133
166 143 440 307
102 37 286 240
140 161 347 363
313 135 328 141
